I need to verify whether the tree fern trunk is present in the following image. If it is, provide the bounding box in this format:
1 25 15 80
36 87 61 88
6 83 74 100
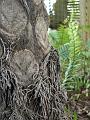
0 0 68 120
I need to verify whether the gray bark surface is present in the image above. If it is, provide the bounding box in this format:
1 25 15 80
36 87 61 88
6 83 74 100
0 0 68 120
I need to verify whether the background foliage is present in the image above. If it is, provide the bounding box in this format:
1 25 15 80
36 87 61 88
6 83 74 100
49 0 68 29
49 7 90 95
48 0 90 119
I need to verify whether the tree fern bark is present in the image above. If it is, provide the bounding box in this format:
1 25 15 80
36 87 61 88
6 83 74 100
0 0 68 120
